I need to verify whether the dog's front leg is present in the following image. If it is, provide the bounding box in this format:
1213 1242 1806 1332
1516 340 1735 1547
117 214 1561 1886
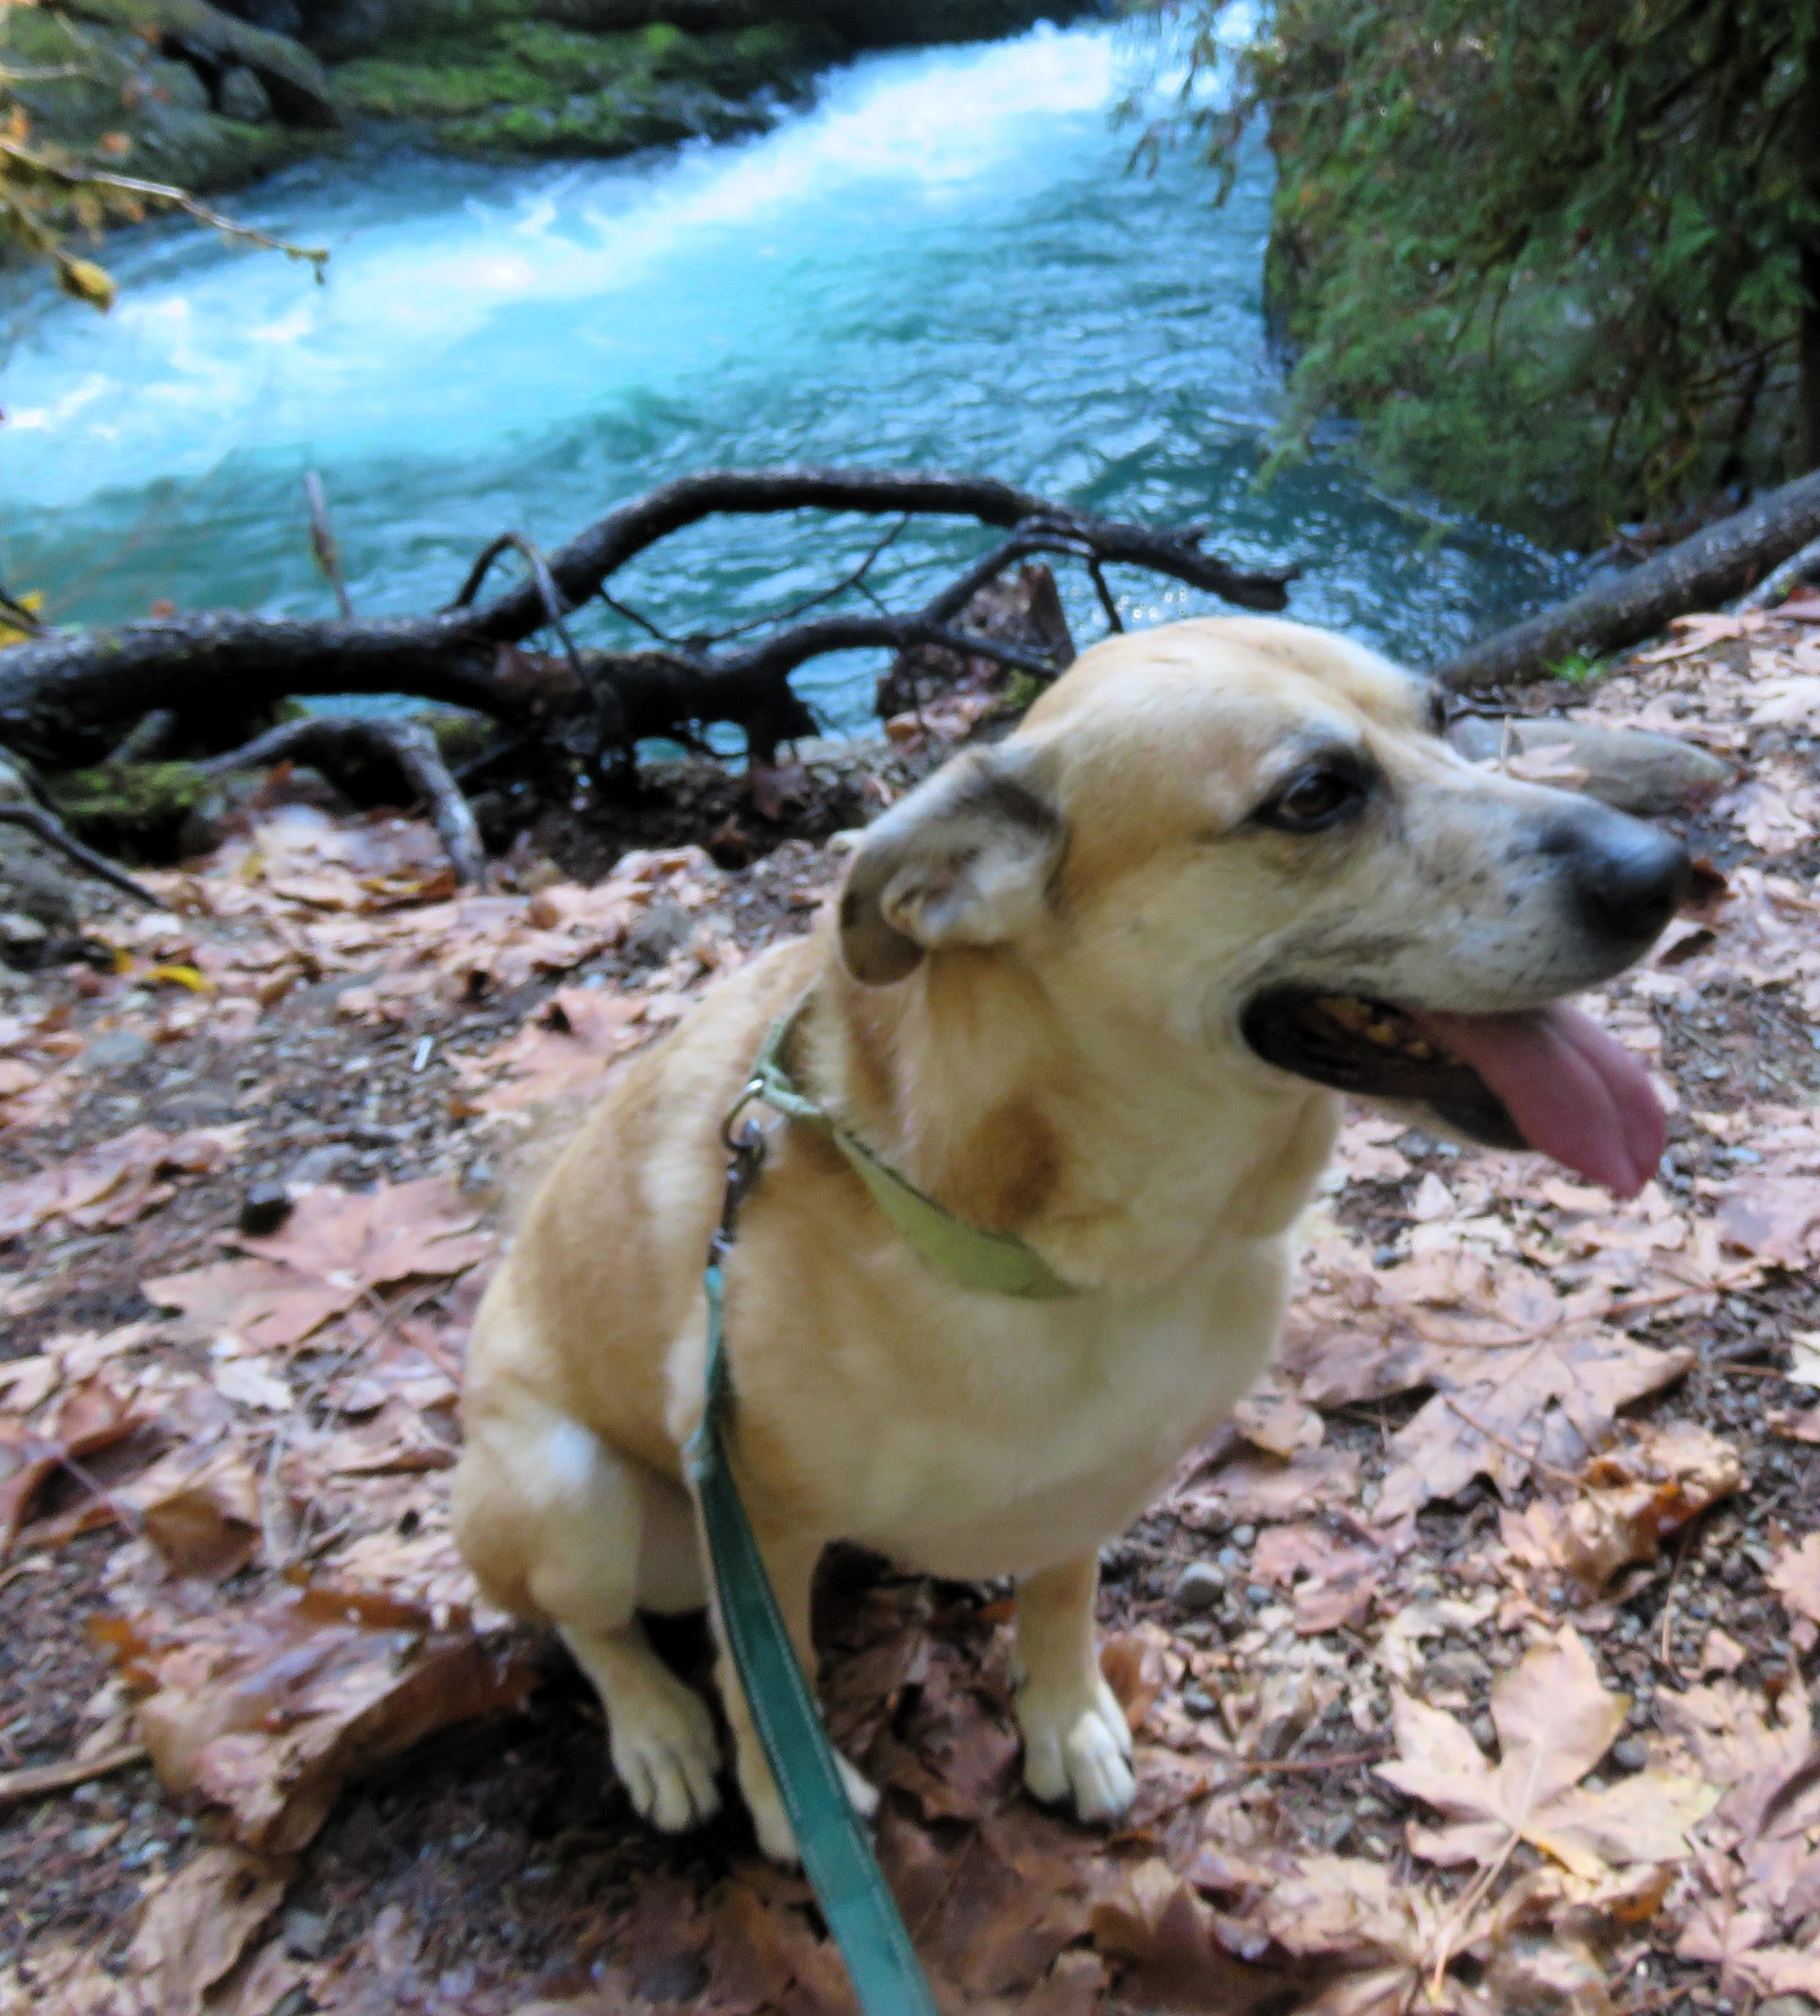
1013 1554 1136 1824
708 1526 880 1865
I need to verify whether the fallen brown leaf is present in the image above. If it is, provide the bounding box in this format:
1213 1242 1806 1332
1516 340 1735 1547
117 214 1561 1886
0 1123 245 1242
1767 1530 1820 1649
101 1581 533 1853
147 1177 493 1354
1377 1327 1693 1521
1500 1423 1742 1589
126 1843 291 2016
1377 1626 1714 1879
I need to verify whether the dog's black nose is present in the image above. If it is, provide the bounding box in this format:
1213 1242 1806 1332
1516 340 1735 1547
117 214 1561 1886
1549 806 1691 945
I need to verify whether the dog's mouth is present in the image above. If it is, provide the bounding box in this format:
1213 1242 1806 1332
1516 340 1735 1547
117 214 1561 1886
1240 989 1665 1197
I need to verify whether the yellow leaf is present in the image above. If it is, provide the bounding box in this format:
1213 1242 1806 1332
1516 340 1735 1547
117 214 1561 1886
58 256 116 312
145 964 211 994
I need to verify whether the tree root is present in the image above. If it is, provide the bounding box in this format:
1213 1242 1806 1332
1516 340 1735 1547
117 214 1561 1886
0 805 163 908
0 466 1295 771
201 716 488 886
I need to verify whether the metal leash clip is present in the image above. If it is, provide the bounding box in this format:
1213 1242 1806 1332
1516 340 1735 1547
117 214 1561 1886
714 1079 769 1260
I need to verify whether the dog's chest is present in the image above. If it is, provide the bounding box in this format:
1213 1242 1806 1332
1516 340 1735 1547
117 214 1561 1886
845 1239 1290 1579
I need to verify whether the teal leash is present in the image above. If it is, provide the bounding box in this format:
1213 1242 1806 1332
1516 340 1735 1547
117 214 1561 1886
684 1112 940 2016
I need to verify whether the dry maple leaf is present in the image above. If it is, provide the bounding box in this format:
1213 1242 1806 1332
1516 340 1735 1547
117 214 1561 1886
1378 1627 1715 1881
1376 1325 1692 1521
0 1379 148 1556
1250 1519 1387 1633
1090 1857 1294 2015
101 1580 533 1854
147 1177 493 1354
1767 1531 1820 1651
125 1842 291 2016
0 1123 245 1242
453 985 648 1113
1251 1853 1492 2016
1500 1423 1741 1590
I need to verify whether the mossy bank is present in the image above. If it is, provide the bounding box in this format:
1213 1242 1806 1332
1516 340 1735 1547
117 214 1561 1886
4 0 1102 201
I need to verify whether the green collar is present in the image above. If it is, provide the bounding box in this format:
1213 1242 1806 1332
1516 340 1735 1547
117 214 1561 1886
746 1003 1080 1301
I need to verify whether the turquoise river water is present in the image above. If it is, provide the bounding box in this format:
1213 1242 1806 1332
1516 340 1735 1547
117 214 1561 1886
0 22 1573 734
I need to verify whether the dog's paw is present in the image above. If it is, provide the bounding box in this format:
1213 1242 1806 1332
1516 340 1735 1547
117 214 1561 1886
1017 1675 1136 1824
741 1746 880 1866
610 1679 722 1835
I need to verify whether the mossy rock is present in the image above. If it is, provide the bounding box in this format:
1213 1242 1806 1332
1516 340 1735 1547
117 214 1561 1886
3 6 328 196
45 761 217 861
336 17 828 157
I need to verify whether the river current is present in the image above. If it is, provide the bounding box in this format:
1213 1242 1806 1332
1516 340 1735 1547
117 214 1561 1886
0 23 1573 734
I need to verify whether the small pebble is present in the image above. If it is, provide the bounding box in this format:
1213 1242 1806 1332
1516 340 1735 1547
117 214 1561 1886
1174 1562 1224 1614
237 1182 293 1237
1612 1735 1649 1772
1471 1713 1497 1750
1181 1685 1216 1716
1230 1525 1257 1548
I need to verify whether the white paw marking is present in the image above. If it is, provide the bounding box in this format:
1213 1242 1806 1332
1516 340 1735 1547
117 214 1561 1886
740 1745 880 1866
1016 1676 1136 1824
610 1679 722 1835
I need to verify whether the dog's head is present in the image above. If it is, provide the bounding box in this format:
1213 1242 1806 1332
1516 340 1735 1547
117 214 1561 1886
837 617 1688 1196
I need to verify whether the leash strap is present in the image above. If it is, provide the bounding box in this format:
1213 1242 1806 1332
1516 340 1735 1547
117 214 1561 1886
684 1123 940 2016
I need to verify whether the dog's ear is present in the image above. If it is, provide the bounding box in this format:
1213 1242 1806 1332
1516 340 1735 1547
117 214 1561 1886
839 747 1066 985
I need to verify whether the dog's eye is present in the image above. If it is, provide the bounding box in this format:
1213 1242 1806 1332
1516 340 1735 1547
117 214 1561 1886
1257 764 1368 834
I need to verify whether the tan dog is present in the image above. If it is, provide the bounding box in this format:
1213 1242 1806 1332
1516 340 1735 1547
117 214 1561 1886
452 615 1687 1862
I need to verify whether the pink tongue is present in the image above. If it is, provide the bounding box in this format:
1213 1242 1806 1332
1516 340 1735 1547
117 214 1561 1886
1414 1003 1666 1199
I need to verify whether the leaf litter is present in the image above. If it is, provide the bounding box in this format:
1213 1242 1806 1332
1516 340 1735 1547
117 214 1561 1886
0 633 1819 2012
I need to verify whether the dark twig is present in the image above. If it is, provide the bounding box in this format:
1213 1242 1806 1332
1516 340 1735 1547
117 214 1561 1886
1087 557 1126 633
0 805 162 907
697 513 914 645
304 471 354 621
598 591 679 646
201 715 487 885
0 587 45 636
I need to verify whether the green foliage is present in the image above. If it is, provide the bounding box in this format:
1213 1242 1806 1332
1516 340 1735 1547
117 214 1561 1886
1549 651 1603 686
1126 1 1820 547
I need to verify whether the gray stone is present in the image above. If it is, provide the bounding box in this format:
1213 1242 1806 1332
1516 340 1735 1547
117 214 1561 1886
82 1027 152 1071
1612 1734 1649 1772
1174 1562 1224 1614
1445 713 1733 817
218 63 273 121
0 910 49 948
281 1908 328 1960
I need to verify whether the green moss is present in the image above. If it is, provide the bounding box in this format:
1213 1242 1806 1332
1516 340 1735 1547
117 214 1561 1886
336 17 826 159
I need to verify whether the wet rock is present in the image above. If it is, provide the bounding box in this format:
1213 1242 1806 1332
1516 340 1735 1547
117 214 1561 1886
1174 1562 1224 1614
1445 713 1734 817
219 63 274 119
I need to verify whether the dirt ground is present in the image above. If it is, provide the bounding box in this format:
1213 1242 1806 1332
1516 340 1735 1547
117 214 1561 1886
1 613 1819 2016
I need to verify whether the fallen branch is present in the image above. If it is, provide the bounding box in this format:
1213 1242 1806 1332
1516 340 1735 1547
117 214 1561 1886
0 467 1294 768
1735 530 1820 612
201 716 488 886
1437 468 1820 690
0 804 163 907
0 1743 146 1812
